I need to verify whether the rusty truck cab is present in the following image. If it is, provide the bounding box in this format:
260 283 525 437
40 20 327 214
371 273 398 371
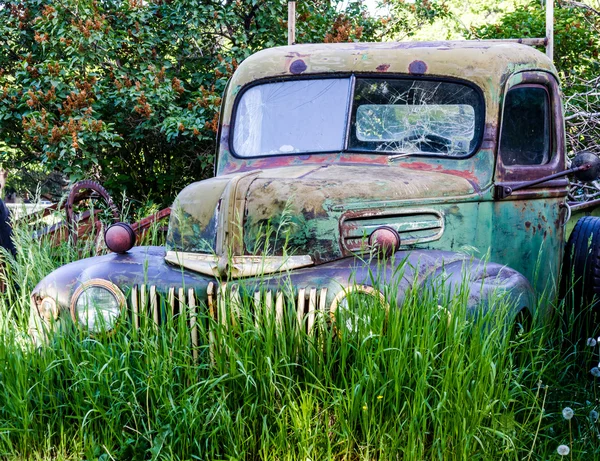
208 41 565 295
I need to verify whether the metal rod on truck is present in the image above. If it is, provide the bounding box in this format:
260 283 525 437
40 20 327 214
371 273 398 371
546 0 554 61
288 1 296 46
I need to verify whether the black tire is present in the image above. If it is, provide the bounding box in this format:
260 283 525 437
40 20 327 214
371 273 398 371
562 216 600 335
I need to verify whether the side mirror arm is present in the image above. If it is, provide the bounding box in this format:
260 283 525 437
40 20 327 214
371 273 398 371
494 151 600 199
494 162 595 200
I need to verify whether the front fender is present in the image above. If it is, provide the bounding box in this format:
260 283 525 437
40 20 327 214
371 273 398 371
30 247 533 343
29 246 214 343
31 246 215 304
424 258 535 317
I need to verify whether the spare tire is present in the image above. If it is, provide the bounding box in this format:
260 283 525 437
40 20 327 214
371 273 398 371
563 216 600 317
0 199 15 257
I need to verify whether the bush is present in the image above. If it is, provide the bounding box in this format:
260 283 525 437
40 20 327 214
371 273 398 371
0 0 380 205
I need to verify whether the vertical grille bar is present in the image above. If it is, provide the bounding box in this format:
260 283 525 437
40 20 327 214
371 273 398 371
296 288 306 328
275 292 284 327
168 287 175 319
265 290 273 311
131 285 139 330
207 282 215 319
218 283 227 326
207 282 216 363
140 284 147 318
230 285 240 327
150 285 158 325
178 287 185 315
319 288 328 314
307 288 317 334
188 288 198 361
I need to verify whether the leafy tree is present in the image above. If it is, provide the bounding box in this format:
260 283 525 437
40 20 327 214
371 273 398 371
473 1 600 160
474 0 600 86
0 0 380 204
371 0 453 40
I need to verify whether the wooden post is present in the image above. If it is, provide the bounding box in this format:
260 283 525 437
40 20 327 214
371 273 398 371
546 0 554 62
288 1 296 46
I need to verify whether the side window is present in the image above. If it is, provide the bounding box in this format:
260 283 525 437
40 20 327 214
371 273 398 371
499 85 551 166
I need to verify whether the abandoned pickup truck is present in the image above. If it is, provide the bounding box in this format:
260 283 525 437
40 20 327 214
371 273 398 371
29 41 600 345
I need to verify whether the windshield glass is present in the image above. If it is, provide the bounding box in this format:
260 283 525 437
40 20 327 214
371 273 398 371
233 79 351 157
232 77 483 158
350 79 482 156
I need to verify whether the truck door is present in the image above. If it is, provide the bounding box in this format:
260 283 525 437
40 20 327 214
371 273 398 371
492 70 568 298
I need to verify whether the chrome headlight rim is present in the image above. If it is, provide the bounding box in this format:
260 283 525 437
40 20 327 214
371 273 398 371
329 285 389 325
38 296 59 322
70 279 126 334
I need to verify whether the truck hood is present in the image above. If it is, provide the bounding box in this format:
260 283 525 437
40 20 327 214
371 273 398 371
166 164 475 277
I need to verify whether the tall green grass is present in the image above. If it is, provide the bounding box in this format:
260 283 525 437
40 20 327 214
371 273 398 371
1 214 600 460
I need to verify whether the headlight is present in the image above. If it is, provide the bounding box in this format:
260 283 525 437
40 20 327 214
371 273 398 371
330 285 388 333
38 296 58 321
70 280 126 334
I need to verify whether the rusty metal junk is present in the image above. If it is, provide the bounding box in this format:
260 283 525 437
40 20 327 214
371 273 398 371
0 180 171 291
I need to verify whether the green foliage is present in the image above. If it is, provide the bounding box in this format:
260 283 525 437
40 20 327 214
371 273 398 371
0 0 380 205
370 0 454 40
474 1 600 86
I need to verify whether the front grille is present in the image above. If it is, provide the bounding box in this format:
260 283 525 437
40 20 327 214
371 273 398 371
341 209 444 251
130 284 200 357
128 283 330 358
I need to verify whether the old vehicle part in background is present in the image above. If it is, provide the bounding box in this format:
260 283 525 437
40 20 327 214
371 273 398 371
65 180 120 245
15 181 171 248
0 181 171 294
16 180 120 246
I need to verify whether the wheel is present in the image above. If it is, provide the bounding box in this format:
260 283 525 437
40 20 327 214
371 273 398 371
562 216 600 334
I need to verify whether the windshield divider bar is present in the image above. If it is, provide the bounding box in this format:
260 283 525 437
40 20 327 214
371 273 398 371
343 75 356 152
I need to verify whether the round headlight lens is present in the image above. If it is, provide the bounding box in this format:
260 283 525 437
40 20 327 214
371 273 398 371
71 281 125 333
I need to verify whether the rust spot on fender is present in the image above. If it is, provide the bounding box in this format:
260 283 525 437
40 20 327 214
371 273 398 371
376 64 390 72
409 60 427 75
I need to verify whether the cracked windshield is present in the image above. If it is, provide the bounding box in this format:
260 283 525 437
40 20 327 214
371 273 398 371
233 77 484 158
